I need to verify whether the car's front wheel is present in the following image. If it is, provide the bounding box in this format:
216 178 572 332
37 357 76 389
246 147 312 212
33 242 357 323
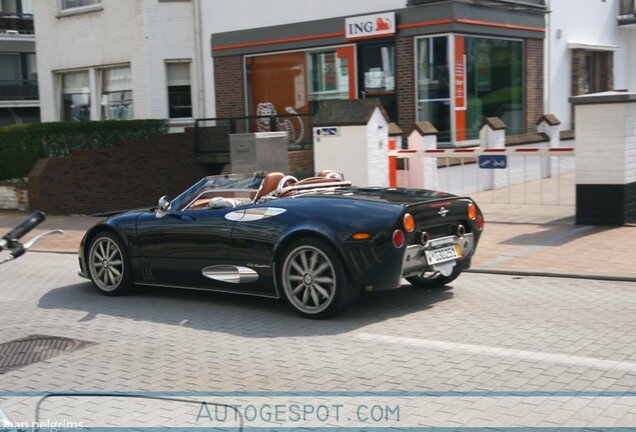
87 231 133 296
279 238 356 318
406 266 462 289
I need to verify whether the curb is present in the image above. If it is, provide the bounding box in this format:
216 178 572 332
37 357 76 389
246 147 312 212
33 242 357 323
30 249 77 255
467 268 636 283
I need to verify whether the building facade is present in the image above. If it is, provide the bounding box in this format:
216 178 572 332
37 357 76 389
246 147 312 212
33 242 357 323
33 0 205 126
0 0 39 126
31 0 636 141
207 0 546 146
547 0 632 130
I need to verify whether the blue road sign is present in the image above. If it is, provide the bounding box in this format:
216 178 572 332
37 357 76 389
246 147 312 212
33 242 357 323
479 155 507 169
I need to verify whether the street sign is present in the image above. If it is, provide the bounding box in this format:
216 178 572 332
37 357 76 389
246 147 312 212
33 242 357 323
316 127 340 137
478 155 507 169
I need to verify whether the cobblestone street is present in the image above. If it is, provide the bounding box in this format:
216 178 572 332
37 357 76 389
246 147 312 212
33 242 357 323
1 253 635 429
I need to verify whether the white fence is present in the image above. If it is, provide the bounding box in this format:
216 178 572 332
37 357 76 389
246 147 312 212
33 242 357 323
390 118 576 206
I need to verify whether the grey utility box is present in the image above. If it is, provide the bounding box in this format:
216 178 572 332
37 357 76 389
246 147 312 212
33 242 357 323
230 131 289 174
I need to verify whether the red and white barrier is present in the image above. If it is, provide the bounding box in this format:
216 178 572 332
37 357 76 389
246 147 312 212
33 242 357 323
388 147 576 158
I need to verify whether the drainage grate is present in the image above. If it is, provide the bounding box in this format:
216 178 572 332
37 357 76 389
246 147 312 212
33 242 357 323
0 335 95 374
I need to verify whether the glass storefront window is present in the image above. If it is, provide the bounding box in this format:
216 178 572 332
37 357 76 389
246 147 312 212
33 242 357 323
358 43 396 121
61 71 90 121
247 47 355 146
307 50 350 102
465 37 523 139
416 36 451 142
101 66 133 121
246 51 309 144
416 35 524 143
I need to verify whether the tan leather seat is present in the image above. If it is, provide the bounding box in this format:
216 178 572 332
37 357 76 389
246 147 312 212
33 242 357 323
317 169 343 180
253 172 285 203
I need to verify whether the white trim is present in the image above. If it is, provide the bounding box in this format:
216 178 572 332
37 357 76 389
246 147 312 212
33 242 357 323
57 2 103 18
566 42 621 52
0 100 40 108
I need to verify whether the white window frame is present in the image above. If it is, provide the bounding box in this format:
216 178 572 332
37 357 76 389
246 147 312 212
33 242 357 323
99 64 134 121
59 68 92 122
165 60 194 120
57 0 102 17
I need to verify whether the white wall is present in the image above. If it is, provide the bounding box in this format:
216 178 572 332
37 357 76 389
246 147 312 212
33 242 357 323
546 0 628 130
34 0 197 122
313 125 368 186
198 0 407 118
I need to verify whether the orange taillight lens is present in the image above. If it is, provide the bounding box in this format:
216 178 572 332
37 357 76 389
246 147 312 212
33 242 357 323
467 203 477 220
403 213 415 233
352 233 371 240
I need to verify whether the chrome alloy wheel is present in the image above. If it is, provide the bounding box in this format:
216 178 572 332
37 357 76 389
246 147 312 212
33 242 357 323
88 237 124 292
282 245 337 314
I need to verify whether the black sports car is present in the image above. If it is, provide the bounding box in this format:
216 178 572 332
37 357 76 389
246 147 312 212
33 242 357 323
78 171 484 318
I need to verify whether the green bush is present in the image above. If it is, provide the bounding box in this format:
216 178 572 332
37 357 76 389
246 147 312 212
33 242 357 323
0 119 168 181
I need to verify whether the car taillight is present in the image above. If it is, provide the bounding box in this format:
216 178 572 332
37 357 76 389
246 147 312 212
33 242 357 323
392 229 405 248
467 203 477 220
476 213 485 231
403 213 415 233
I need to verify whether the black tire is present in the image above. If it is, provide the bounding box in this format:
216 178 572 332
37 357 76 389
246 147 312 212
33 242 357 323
87 231 133 296
278 238 356 319
406 266 462 289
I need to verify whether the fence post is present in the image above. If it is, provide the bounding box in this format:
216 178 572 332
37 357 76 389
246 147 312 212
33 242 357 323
537 114 562 178
479 117 507 190
407 122 438 189
388 123 404 187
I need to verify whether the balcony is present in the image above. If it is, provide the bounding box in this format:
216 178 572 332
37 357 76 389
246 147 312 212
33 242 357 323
0 12 34 37
0 80 38 101
619 0 636 25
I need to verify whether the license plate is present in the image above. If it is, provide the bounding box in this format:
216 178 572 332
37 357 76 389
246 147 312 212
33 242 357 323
425 244 462 265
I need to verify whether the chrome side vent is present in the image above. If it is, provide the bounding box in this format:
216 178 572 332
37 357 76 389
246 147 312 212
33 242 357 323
202 265 259 284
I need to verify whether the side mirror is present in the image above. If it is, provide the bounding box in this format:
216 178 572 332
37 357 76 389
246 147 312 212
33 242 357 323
156 196 171 218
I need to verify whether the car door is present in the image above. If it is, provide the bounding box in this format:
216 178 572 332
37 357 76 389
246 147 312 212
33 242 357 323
135 206 237 289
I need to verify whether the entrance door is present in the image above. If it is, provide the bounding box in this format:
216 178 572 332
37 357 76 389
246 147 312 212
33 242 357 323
416 36 451 142
357 42 397 122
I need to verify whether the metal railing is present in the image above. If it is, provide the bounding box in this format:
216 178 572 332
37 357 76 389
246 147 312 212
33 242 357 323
194 113 313 160
0 12 34 35
0 80 38 101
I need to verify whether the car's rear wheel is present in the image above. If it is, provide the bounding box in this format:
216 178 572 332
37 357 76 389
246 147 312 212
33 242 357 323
87 232 133 296
406 266 462 289
279 238 355 318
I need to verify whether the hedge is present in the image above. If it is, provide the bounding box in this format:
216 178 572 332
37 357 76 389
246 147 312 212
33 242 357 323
0 119 168 181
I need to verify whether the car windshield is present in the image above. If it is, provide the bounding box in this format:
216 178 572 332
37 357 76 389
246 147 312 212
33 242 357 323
169 174 264 211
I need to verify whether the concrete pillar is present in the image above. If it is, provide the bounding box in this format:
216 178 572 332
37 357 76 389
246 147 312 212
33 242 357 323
571 92 636 225
537 114 562 178
479 117 506 190
407 122 438 190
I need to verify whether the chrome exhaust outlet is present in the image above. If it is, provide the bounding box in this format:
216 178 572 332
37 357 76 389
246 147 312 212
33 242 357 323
420 231 430 245
456 224 466 237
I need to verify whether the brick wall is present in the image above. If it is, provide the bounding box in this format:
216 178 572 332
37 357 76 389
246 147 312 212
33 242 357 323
28 132 213 215
288 150 314 175
396 36 416 133
525 38 544 131
214 56 246 118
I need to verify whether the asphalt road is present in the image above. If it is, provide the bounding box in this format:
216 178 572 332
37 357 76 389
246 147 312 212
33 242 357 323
1 252 635 429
